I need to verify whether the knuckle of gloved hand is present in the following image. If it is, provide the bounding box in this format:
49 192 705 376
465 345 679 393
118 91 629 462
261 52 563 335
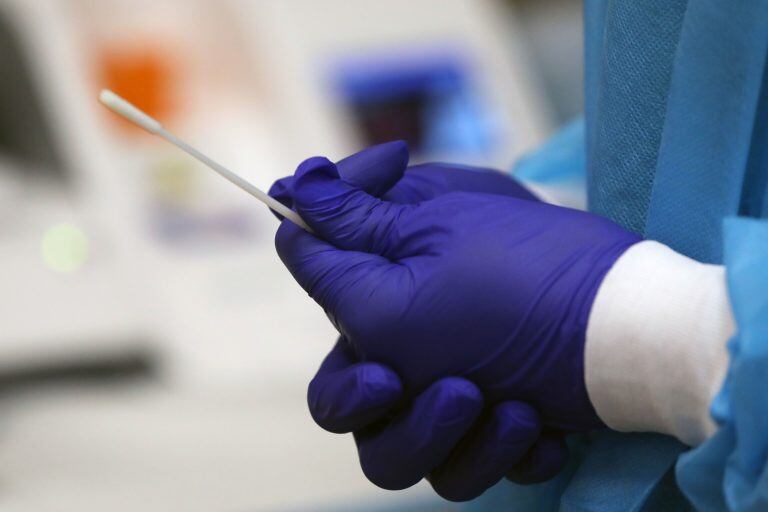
430 377 484 414
356 364 402 405
495 401 541 444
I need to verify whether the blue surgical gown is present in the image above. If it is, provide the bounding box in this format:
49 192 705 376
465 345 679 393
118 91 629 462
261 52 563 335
464 0 768 510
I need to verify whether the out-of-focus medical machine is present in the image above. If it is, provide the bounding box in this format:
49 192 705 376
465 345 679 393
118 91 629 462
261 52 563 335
0 0 150 375
0 0 552 510
0 0 551 386
238 0 551 166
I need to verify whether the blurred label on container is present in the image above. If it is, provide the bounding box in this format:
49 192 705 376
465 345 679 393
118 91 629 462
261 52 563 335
99 43 178 135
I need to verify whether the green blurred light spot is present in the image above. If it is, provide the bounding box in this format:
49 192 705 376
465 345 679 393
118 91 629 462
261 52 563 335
41 223 89 273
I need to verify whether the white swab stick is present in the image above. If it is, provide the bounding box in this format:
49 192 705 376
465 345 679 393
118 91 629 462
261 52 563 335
98 89 312 233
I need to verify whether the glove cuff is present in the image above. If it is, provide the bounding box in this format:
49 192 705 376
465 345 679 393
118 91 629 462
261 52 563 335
584 240 733 445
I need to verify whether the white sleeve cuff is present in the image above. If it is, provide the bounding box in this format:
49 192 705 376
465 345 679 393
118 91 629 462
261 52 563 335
584 241 734 446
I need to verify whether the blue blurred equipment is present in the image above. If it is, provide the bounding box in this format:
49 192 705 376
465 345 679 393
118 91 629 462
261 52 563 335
334 52 495 160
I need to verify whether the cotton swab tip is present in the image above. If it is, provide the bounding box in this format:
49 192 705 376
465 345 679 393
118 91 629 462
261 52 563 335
99 89 162 134
98 89 313 233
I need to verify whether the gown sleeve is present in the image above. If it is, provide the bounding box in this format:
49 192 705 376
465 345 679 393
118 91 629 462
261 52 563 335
511 118 587 210
676 217 768 511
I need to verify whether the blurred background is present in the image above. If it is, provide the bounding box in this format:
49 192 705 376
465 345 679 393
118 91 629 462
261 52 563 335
0 0 582 510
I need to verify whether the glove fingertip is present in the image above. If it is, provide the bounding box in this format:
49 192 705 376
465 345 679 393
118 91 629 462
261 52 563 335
292 156 341 210
294 156 339 184
268 176 292 198
308 363 402 434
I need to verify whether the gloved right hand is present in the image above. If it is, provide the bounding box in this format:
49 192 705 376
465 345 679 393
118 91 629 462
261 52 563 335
275 150 642 498
269 142 570 501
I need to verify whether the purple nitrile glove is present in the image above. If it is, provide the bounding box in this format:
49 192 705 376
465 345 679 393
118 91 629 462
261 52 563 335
276 151 641 428
310 337 568 499
271 143 569 500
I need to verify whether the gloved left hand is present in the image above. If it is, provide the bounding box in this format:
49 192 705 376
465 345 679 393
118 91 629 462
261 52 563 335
270 143 568 500
276 153 640 448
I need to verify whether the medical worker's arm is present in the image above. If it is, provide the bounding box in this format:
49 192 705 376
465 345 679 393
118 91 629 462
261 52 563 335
278 153 736 435
271 143 568 500
276 149 738 499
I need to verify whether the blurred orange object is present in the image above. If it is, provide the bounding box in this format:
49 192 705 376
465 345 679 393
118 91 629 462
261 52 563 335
99 43 178 134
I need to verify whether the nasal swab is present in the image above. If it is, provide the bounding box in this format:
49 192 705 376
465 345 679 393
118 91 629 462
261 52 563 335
98 89 312 233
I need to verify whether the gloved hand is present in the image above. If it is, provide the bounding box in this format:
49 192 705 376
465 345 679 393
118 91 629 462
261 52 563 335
311 337 571 498
275 151 642 480
271 143 568 500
